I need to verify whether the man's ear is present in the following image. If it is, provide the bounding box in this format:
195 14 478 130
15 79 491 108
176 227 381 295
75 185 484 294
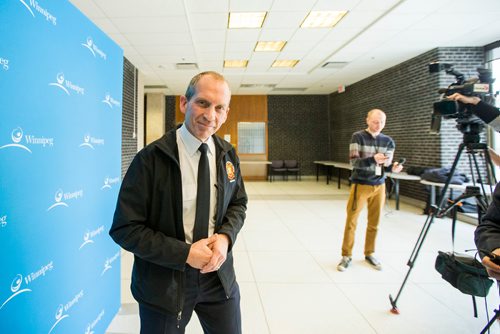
221 107 230 123
179 96 188 115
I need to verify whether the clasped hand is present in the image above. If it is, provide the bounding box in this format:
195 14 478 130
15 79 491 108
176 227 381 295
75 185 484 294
186 233 229 273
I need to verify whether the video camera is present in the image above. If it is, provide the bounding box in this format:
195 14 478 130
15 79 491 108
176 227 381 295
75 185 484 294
429 62 495 142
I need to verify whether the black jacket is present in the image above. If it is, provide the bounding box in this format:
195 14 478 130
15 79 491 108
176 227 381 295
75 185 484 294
110 129 247 316
475 183 500 255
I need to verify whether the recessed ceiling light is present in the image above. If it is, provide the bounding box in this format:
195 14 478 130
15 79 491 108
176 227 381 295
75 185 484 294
175 63 198 70
322 61 349 69
301 11 347 28
255 41 286 52
228 12 266 28
224 60 248 68
272 60 299 68
240 84 276 88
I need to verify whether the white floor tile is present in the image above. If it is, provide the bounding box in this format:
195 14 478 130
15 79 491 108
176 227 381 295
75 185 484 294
249 251 331 283
258 282 376 334
107 180 500 334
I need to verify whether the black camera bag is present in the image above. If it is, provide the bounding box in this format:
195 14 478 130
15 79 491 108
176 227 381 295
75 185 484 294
435 251 493 297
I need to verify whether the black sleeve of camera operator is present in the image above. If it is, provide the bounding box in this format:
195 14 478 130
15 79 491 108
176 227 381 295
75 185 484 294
472 101 500 131
475 183 500 255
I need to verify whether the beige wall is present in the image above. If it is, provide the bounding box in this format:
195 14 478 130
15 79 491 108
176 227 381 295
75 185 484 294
145 93 165 145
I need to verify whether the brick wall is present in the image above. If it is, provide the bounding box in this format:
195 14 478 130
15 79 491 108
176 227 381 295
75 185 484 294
268 95 330 175
328 47 485 201
165 96 177 132
122 58 138 178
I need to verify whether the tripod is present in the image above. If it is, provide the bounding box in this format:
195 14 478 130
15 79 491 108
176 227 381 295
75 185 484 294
389 132 497 314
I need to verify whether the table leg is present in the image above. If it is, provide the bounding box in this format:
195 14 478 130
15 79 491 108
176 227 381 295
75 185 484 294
337 168 341 189
430 186 436 209
394 179 400 210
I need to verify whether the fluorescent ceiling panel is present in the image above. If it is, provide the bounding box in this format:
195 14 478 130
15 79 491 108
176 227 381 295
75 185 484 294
224 60 249 68
255 41 286 52
301 11 347 28
272 60 299 68
228 12 267 28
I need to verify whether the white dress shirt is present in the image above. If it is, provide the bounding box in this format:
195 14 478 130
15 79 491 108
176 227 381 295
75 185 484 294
177 125 217 244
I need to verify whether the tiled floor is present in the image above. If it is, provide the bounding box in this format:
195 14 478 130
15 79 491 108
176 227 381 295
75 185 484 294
106 180 500 334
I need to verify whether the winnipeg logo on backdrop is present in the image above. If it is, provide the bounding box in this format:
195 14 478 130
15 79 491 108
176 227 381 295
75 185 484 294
0 127 54 153
0 215 7 228
48 290 84 334
84 310 105 334
19 0 57 25
49 72 85 95
0 275 31 310
0 57 9 71
81 37 107 60
79 225 105 250
1 261 54 310
101 251 120 276
47 188 84 211
79 133 104 149
102 93 120 108
101 176 120 190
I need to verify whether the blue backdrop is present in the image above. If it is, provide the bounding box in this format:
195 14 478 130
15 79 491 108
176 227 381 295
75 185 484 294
0 1 123 333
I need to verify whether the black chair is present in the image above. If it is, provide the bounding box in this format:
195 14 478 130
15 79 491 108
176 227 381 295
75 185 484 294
269 160 287 182
284 160 301 181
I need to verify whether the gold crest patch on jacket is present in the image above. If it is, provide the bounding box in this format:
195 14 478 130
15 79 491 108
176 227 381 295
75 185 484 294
225 161 236 181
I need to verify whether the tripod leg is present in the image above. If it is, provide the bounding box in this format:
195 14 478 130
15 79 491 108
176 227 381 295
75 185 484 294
390 144 467 313
436 144 466 210
480 308 500 334
389 212 436 313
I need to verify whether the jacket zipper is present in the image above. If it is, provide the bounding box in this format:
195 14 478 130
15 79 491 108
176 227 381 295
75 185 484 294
176 310 182 328
176 270 184 328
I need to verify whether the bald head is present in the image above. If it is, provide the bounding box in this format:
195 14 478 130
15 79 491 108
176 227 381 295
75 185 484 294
366 109 386 136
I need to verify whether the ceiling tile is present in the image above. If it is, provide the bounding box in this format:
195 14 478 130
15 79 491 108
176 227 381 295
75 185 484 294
192 30 227 43
263 11 307 29
354 0 402 11
185 0 229 13
229 0 274 12
111 17 189 34
270 0 316 12
312 0 361 11
226 29 262 43
91 18 120 34
259 28 296 40
123 32 192 46
336 10 385 29
93 0 185 17
69 0 107 18
225 42 255 55
188 13 229 30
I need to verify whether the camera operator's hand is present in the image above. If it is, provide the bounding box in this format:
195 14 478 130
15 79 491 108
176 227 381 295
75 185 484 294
481 248 500 280
447 93 481 106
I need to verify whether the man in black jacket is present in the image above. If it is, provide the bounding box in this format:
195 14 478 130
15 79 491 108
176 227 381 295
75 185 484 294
110 71 247 333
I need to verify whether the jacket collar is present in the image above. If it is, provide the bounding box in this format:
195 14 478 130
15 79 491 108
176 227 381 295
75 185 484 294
154 128 233 161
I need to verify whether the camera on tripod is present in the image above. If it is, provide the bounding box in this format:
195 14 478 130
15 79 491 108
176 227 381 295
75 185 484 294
429 62 495 143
